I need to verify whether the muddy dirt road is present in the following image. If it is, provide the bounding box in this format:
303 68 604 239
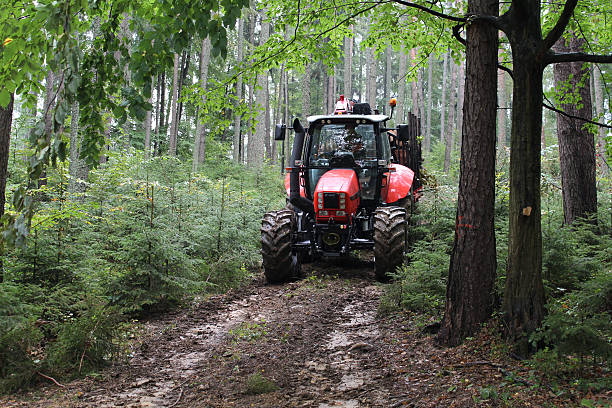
3 260 540 407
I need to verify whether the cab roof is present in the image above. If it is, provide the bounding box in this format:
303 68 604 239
307 114 389 124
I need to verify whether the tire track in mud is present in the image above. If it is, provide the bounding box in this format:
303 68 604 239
3 259 418 408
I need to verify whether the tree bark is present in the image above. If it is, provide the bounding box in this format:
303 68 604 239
69 101 88 193
437 0 498 346
193 37 212 171
552 35 597 225
385 47 392 113
168 53 180 156
0 93 13 283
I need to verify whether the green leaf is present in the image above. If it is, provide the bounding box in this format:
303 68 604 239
0 88 11 108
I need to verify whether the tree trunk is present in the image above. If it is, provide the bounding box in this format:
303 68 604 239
168 53 180 156
552 35 597 225
249 11 269 168
177 50 191 128
456 61 465 149
344 30 353 99
0 93 13 283
503 11 547 340
437 0 498 346
440 52 449 150
69 101 88 193
417 67 426 136
193 37 212 171
144 77 153 161
366 46 376 108
39 70 56 188
443 62 456 173
497 42 507 157
233 17 244 163
385 47 392 113
302 64 311 118
425 54 433 152
410 48 418 114
593 66 608 175
397 49 407 124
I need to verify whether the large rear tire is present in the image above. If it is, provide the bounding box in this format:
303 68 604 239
261 209 300 283
373 206 407 281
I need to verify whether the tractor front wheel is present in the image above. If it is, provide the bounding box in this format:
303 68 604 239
373 206 407 281
261 209 301 283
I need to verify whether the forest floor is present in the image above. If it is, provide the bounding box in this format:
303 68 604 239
1 256 609 408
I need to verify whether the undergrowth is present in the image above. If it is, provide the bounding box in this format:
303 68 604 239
0 151 284 393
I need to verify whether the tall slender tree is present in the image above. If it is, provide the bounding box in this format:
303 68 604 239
425 53 433 152
439 51 449 150
344 30 353 99
193 37 212 171
0 93 12 283
168 53 180 156
233 16 245 164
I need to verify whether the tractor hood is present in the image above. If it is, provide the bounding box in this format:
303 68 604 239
313 169 360 223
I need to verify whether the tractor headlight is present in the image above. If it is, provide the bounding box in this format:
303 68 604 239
317 194 323 209
319 210 328 216
339 193 346 209
336 211 346 216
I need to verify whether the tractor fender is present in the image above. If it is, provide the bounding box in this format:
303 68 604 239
383 163 414 204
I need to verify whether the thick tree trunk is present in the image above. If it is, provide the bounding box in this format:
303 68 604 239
425 54 433 152
440 52 449 150
0 93 13 283
344 30 353 99
552 35 597 225
193 37 212 171
443 62 457 173
437 0 498 346
503 27 546 340
168 53 180 156
233 17 244 163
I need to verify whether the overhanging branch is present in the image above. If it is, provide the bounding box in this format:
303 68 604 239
543 0 578 50
497 64 514 79
391 0 466 23
546 51 612 65
543 95 612 129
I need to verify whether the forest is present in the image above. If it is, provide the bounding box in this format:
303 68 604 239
0 0 611 406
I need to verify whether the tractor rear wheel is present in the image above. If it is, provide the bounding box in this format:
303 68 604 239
373 206 407 281
261 209 300 283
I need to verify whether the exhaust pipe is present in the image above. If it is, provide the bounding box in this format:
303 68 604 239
289 118 314 214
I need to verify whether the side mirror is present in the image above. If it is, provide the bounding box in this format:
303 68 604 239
274 124 286 141
397 124 410 142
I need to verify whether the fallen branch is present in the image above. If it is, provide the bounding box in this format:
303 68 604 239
168 387 184 408
451 360 505 369
37 371 66 388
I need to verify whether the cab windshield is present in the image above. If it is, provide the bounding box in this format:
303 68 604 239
307 122 378 200
309 123 377 166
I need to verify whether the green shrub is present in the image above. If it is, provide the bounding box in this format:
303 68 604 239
530 269 612 369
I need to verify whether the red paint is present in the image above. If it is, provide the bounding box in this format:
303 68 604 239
383 163 414 204
314 169 360 223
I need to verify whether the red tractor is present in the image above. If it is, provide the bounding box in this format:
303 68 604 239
262 96 422 282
